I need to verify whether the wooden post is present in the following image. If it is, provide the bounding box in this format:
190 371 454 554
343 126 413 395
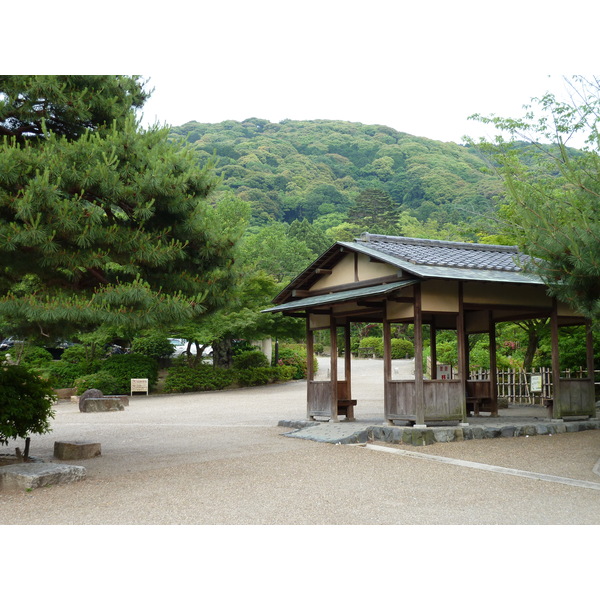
456 282 468 423
430 320 437 379
306 317 314 420
488 311 498 417
414 283 425 426
344 322 352 402
330 320 339 422
550 299 561 419
586 319 595 417
383 315 393 425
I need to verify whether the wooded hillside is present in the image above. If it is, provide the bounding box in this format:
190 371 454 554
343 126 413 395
170 118 505 232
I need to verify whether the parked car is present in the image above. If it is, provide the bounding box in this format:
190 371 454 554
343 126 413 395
0 337 22 351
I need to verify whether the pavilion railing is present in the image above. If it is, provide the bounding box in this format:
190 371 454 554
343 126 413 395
468 367 599 405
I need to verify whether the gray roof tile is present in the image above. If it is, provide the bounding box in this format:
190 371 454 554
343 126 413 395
355 234 528 273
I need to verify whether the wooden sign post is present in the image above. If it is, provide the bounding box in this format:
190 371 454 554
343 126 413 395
131 378 149 395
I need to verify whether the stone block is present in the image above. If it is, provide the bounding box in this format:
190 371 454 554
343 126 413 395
80 397 126 412
0 463 86 491
54 441 101 460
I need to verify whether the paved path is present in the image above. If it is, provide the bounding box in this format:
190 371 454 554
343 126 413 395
1 358 599 526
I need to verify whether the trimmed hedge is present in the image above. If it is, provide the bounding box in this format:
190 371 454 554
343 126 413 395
73 372 121 395
164 363 236 393
100 354 159 394
163 363 296 393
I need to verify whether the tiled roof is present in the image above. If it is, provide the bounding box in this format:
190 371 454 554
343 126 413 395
262 279 418 313
354 234 527 272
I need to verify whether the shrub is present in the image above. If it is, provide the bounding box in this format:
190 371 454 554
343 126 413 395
163 363 235 393
60 344 90 363
233 350 269 370
74 372 121 395
275 345 316 379
358 336 383 357
43 359 102 388
0 364 56 458
391 338 414 359
130 334 174 359
18 345 55 368
100 354 159 394
234 365 295 387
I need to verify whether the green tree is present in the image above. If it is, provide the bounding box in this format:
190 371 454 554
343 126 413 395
0 364 56 459
347 188 399 233
470 76 600 319
0 76 246 339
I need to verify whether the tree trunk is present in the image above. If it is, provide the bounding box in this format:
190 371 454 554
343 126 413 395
213 339 233 368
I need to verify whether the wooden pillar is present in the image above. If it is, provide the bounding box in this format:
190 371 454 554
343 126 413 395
457 282 468 422
383 315 393 425
430 320 437 379
414 283 425 426
306 317 314 420
488 310 498 417
550 299 562 419
586 319 595 417
329 319 339 422
344 322 352 400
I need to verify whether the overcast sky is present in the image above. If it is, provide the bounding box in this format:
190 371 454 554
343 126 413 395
10 1 599 145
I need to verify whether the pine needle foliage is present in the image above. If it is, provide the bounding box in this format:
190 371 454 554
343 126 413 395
0 76 247 337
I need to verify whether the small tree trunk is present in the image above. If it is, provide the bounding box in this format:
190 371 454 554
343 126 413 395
23 438 31 461
213 339 233 369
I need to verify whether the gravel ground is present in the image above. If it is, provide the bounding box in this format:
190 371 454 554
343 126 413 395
2 357 598 597
1 358 598 526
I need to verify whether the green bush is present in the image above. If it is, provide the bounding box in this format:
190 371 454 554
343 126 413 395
73 372 121 395
358 336 383 357
60 344 89 363
0 364 56 456
163 363 235 393
18 345 55 368
391 338 414 359
100 354 159 394
43 359 102 388
235 365 295 387
233 350 269 369
275 345 316 379
130 334 174 359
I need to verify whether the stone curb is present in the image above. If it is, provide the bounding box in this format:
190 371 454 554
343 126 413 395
278 418 600 447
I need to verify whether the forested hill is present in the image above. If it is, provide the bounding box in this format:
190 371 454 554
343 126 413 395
169 118 505 233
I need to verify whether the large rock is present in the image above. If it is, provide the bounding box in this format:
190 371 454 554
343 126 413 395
80 397 127 412
0 463 86 491
78 388 104 411
54 441 101 460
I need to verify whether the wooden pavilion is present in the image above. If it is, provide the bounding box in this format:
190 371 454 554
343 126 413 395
263 233 596 426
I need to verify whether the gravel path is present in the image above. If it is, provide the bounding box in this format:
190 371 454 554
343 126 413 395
1 358 599 526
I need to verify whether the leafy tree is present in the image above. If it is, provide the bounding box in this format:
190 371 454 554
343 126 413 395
470 76 600 319
0 76 246 340
0 363 56 459
288 218 334 256
348 188 399 233
170 119 504 232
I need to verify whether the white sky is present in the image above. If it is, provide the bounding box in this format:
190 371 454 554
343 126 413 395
8 0 599 145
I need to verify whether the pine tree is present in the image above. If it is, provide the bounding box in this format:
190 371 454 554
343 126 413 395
0 76 247 340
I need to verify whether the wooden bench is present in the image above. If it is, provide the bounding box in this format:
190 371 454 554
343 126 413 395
466 380 498 417
337 399 357 420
